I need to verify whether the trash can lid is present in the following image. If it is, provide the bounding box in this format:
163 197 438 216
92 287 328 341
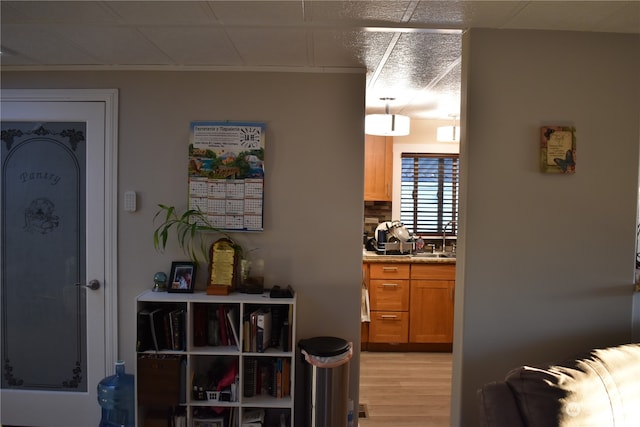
298 336 351 357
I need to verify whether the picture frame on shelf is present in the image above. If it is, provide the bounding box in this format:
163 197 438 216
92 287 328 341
168 261 196 293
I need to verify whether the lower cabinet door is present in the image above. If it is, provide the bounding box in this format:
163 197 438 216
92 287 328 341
409 280 454 343
369 311 408 343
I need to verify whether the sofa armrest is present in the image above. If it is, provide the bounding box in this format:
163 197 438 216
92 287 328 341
478 382 525 427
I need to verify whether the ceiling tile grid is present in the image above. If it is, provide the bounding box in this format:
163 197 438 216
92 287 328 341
1 1 638 119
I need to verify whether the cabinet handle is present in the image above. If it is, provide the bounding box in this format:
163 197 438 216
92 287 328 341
382 283 398 288
382 266 398 271
380 314 398 319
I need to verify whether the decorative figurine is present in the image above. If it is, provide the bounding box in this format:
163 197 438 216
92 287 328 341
152 271 168 292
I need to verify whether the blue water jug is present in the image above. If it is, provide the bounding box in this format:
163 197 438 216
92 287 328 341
97 360 135 427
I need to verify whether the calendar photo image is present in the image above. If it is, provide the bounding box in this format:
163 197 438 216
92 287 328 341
187 121 265 231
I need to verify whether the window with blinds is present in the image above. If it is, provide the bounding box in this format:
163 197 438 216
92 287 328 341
400 153 459 237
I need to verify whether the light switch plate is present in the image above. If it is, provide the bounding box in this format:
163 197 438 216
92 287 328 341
124 191 136 212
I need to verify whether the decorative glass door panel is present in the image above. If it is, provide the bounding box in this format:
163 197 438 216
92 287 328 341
1 122 87 392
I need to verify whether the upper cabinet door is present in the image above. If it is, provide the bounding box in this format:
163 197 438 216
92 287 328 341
364 135 393 201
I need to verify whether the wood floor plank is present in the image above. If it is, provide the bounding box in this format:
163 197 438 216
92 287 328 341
358 351 452 426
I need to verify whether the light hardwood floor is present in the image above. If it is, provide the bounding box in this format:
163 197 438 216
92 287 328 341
358 352 452 427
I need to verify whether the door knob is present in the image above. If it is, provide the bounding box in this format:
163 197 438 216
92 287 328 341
75 279 100 290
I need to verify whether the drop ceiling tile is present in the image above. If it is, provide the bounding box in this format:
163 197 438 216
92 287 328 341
373 32 461 90
409 1 471 27
505 1 636 32
1 1 120 24
312 29 393 68
226 28 309 66
141 27 242 65
106 1 215 25
208 1 304 25
53 26 171 65
308 0 414 23
595 2 640 33
0 24 101 65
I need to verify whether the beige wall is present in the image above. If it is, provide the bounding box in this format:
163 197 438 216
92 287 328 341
453 29 640 425
1 70 366 424
3 27 640 427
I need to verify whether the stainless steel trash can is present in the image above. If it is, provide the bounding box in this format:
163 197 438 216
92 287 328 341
299 336 353 427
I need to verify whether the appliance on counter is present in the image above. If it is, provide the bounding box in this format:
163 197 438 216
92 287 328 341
371 221 415 255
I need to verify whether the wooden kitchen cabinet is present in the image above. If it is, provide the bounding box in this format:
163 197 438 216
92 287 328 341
364 134 393 201
409 264 455 343
361 263 369 350
368 263 409 343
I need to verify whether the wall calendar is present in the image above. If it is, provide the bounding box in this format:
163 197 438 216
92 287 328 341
188 121 265 231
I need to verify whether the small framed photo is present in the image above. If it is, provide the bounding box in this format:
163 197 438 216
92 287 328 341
168 261 196 293
540 126 576 174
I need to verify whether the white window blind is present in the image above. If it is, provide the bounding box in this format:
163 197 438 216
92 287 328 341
400 153 459 236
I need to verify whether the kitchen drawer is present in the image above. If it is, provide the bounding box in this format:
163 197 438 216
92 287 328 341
370 263 410 279
411 264 455 280
369 311 408 343
369 279 409 311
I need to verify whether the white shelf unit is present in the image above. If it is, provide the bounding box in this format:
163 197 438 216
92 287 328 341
135 289 296 427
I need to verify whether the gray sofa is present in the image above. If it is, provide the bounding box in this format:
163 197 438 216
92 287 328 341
477 343 640 426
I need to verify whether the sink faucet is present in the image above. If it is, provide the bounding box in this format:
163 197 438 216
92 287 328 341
442 220 457 252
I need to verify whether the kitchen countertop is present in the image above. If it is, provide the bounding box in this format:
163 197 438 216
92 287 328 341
362 250 456 264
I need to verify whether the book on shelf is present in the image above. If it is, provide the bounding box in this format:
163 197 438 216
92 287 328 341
149 308 168 351
169 309 186 351
243 357 258 397
261 305 291 352
226 306 240 351
243 314 251 352
245 307 272 353
253 308 271 353
270 305 288 349
137 308 154 352
193 417 224 427
194 303 242 349
193 304 208 347
137 306 186 352
218 305 229 346
243 357 290 400
242 408 265 426
272 357 290 398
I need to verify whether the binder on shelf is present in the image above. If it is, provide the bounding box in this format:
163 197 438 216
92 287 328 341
136 309 153 352
149 308 167 351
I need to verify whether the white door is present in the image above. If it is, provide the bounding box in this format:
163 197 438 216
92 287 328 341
1 89 118 427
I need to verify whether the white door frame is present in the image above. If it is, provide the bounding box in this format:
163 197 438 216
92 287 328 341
2 88 119 375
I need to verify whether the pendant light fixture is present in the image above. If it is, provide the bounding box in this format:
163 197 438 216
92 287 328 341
365 97 410 136
437 114 460 142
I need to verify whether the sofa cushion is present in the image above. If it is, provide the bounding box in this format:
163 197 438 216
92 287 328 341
504 343 640 427
478 381 526 427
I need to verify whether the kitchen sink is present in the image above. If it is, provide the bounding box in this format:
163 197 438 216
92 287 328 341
412 252 456 259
